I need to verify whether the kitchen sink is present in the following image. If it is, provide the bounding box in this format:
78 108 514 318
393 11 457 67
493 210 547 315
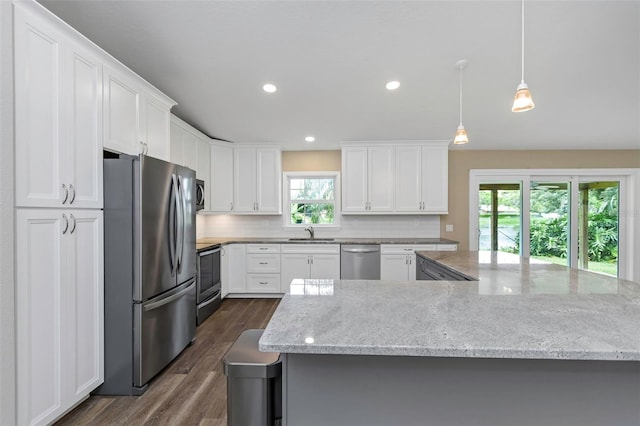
288 238 335 241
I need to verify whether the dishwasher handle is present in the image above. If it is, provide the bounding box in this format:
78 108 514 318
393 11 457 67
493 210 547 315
342 247 380 253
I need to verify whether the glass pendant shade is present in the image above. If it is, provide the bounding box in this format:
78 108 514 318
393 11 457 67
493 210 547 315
512 81 535 112
453 124 469 145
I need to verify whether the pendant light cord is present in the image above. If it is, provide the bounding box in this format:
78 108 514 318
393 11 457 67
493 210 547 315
521 0 525 83
459 66 463 126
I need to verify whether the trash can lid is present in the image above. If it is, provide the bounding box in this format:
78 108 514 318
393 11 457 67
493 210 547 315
223 329 281 378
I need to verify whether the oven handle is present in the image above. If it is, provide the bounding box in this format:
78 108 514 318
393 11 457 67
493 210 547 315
198 291 221 308
199 247 221 256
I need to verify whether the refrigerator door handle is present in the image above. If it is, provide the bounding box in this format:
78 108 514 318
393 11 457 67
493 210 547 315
176 175 185 270
169 173 178 276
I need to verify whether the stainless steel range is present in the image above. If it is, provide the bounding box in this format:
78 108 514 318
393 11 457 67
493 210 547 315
196 245 221 325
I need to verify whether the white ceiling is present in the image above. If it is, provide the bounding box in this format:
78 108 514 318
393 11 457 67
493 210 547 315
38 0 640 151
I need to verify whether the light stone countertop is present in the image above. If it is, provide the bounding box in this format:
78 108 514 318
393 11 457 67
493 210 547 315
259 251 640 361
195 237 458 252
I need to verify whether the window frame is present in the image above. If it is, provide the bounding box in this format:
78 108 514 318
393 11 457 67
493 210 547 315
282 171 341 228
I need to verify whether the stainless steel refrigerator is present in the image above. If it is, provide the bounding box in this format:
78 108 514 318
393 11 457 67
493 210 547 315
98 154 196 395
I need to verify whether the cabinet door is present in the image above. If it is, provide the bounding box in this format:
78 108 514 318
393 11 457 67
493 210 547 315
65 211 104 403
183 132 198 172
421 145 448 213
14 6 65 207
196 138 211 210
221 246 229 298
16 210 65 425
210 144 234 212
281 254 310 292
309 255 340 280
256 148 281 213
227 244 247 293
143 93 171 161
233 148 257 212
341 146 368 212
367 146 395 211
407 254 417 280
103 64 141 156
170 120 185 165
380 255 410 280
65 44 103 209
395 145 422 212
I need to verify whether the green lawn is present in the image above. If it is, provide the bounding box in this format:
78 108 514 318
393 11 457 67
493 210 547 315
531 255 617 277
479 214 618 277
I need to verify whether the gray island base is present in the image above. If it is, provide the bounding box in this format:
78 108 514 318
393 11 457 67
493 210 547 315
260 251 640 426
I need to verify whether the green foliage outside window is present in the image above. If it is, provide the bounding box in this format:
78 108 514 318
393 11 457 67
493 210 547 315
289 178 335 225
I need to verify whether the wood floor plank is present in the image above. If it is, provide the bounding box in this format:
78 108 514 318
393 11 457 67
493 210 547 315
54 298 280 425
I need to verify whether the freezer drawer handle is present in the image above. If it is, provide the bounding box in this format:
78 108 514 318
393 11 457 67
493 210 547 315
144 282 194 312
199 292 221 308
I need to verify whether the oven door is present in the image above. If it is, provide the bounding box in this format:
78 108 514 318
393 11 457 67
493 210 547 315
197 247 221 304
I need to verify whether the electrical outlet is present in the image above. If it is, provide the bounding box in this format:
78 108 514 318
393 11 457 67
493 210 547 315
445 224 454 232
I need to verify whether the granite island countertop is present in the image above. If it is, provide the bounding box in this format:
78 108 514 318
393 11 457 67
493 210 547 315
259 250 640 361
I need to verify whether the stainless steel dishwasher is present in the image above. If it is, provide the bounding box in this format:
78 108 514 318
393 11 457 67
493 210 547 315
340 244 381 279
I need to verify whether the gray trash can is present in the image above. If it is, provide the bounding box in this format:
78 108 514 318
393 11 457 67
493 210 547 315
223 329 282 426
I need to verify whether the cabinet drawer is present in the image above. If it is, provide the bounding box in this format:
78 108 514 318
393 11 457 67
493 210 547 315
281 244 340 254
381 244 436 255
246 274 281 293
246 254 281 273
436 244 458 251
246 244 281 254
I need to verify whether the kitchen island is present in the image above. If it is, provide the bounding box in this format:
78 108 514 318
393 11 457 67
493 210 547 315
260 251 640 426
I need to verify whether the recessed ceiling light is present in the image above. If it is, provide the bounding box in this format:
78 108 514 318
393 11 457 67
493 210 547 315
386 80 400 90
305 136 315 142
263 83 277 93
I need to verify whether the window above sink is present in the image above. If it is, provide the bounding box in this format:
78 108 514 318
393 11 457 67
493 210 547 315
283 171 341 228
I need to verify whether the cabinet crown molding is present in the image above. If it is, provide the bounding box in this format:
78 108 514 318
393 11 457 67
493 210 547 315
341 140 450 148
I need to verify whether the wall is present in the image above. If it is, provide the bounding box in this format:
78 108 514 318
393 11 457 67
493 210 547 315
282 150 341 171
443 150 640 250
0 1 15 423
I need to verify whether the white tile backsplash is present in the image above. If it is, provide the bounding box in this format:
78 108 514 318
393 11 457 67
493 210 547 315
196 213 440 239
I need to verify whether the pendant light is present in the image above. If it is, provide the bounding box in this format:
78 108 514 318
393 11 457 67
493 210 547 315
512 0 535 112
453 59 469 145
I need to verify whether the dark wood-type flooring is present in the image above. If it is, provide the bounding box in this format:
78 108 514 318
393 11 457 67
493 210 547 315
55 298 280 426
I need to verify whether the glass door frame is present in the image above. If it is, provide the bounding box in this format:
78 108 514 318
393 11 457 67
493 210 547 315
469 168 638 281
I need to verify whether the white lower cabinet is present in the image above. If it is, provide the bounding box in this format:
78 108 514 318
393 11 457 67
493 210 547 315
380 245 437 281
246 244 281 294
225 244 247 294
281 244 341 292
16 209 104 426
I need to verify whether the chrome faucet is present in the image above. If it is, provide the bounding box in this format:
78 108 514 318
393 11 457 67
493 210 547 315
304 226 315 240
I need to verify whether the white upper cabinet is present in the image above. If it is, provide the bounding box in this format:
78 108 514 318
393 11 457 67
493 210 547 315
420 145 448 213
395 143 448 213
342 141 448 215
103 64 141 156
142 91 172 161
342 145 394 213
210 142 234 212
233 146 282 214
104 65 175 159
15 5 103 208
170 114 210 175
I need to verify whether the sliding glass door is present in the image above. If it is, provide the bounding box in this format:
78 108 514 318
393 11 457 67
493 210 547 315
470 170 630 279
478 183 521 253
577 181 619 276
529 180 571 266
